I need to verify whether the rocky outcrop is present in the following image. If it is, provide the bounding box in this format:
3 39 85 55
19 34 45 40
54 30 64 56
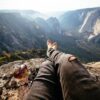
47 17 62 34
0 58 100 100
0 58 45 100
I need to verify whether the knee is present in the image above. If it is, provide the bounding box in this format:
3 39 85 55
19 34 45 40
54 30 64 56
57 54 81 77
65 54 77 62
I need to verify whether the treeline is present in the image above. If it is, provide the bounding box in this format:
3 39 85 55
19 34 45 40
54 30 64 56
0 47 100 66
0 49 46 66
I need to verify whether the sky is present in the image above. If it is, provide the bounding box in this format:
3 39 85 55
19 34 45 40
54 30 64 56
0 0 100 13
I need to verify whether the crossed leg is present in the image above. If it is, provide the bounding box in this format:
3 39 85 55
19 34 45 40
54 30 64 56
47 40 100 100
25 40 100 100
24 59 63 100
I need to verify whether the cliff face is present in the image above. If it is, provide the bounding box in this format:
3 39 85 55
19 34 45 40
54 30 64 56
60 7 100 36
59 8 100 61
79 9 100 34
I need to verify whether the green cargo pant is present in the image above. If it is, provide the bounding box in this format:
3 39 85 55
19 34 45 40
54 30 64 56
24 49 100 100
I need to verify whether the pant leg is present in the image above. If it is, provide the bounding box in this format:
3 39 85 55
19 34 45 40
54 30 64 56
58 57 100 100
24 60 63 100
47 48 100 100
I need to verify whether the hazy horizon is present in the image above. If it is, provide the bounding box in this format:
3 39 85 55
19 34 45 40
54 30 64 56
0 0 100 13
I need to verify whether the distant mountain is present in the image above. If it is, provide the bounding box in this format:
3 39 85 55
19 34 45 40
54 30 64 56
59 7 100 61
47 17 62 35
0 8 100 62
0 12 46 51
0 10 47 19
59 7 100 36
0 11 62 52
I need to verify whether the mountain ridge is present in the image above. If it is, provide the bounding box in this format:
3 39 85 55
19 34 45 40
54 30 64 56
0 8 100 62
